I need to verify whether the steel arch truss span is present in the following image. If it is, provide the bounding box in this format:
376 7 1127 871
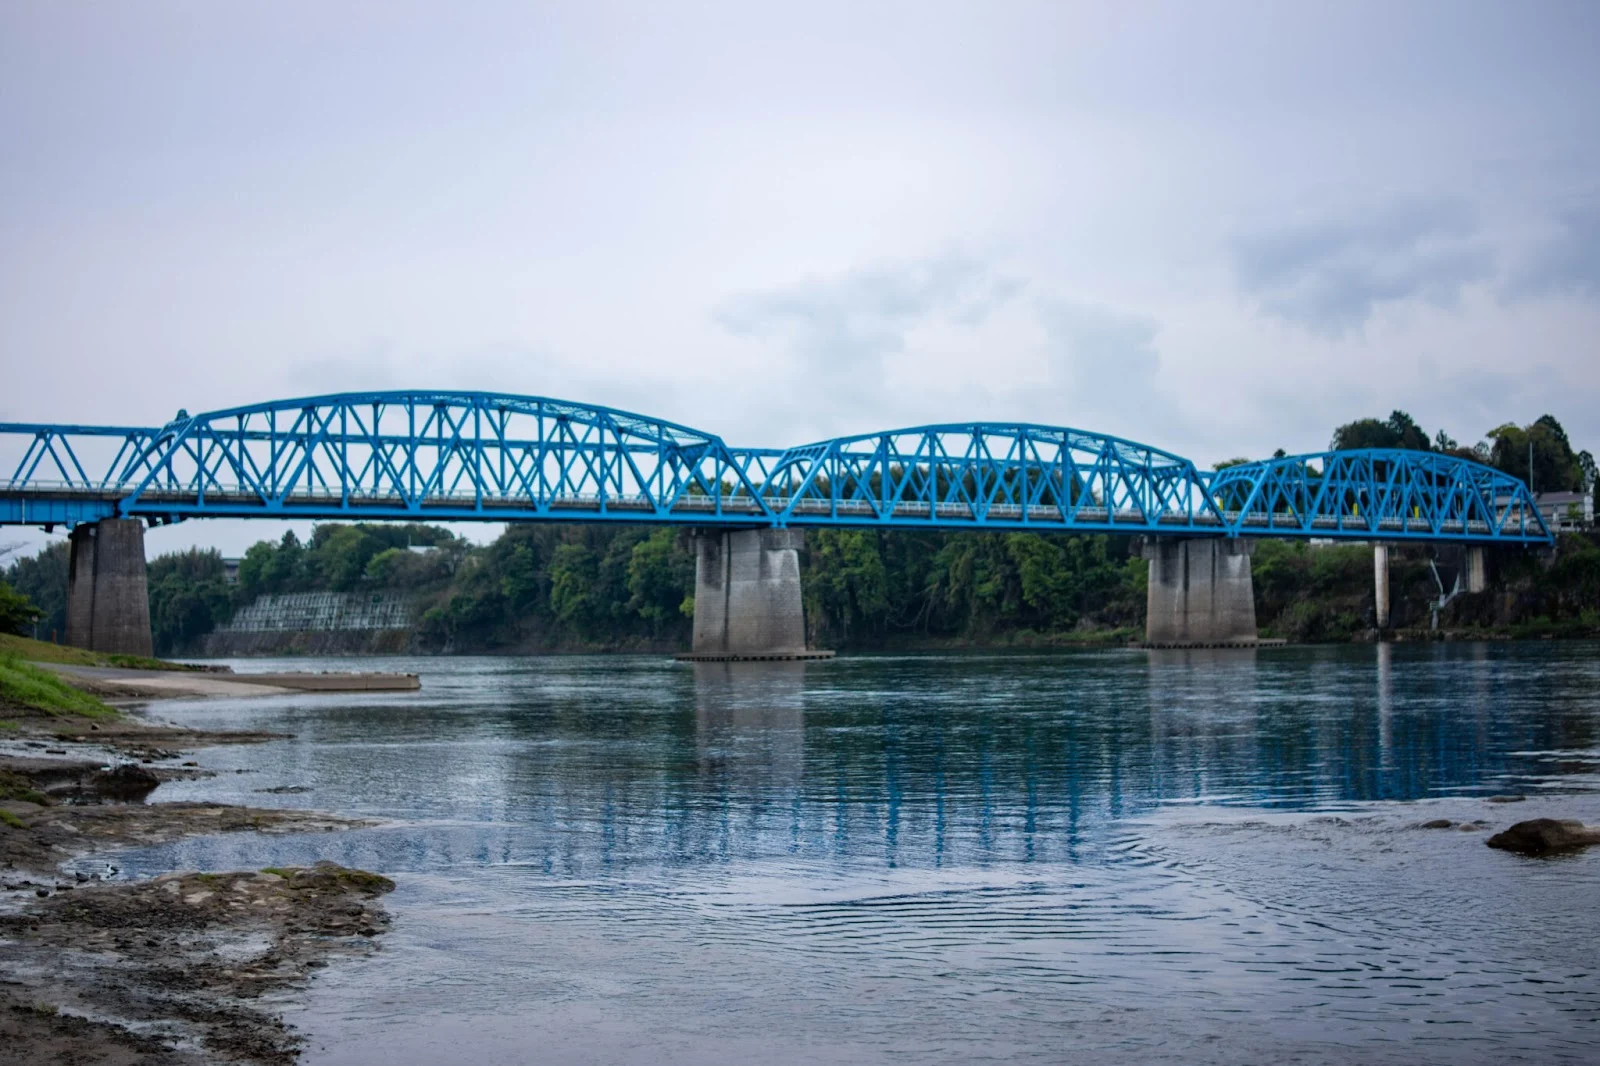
2 392 770 526
1208 449 1550 543
0 395 1556 543
750 424 1224 533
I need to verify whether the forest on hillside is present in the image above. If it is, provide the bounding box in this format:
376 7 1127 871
3 413 1597 655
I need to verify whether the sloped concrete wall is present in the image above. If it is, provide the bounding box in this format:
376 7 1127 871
220 592 413 632
1141 537 1257 646
692 529 807 656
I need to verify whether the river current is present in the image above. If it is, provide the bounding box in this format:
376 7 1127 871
106 643 1599 1064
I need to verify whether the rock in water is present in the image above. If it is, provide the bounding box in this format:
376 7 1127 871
90 764 161 800
1485 819 1600 856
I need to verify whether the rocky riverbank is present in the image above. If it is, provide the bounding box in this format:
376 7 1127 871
2 675 394 1063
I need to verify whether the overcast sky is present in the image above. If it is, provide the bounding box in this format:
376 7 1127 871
3 1 1598 558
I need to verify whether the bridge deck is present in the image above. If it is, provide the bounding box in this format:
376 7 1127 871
0 484 1544 540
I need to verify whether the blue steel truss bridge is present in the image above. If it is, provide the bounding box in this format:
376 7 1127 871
0 390 1551 542
0 390 1553 657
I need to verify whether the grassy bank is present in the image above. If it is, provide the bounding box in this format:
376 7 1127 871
0 656 120 721
0 633 197 672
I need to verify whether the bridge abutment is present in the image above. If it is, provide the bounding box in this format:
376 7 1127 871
684 529 830 661
65 518 153 657
1140 537 1258 647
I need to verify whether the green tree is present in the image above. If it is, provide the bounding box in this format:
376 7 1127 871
498 537 548 615
146 548 234 654
309 525 385 590
1486 415 1585 491
236 531 307 599
626 528 693 632
1004 533 1075 627
926 534 1022 636
3 541 69 638
804 530 891 639
548 542 599 636
1331 410 1432 451
0 579 42 636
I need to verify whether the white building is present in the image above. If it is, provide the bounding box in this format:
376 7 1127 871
1536 490 1595 531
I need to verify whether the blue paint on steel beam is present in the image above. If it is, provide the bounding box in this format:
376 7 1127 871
0 392 1554 544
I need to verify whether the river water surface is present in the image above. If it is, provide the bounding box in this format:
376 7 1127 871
107 643 1600 1064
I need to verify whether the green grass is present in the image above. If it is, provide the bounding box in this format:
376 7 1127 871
0 656 121 720
0 719 17 731
0 633 200 672
0 809 25 829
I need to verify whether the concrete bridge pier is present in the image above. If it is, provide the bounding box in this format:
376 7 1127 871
1140 537 1258 647
1373 543 1390 629
1466 546 1487 594
684 529 831 661
65 518 153 656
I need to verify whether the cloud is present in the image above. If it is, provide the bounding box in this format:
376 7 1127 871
714 254 1020 381
1028 297 1181 438
1230 200 1495 336
1506 202 1600 301
1037 298 1159 384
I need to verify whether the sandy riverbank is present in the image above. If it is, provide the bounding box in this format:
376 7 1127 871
37 662 421 700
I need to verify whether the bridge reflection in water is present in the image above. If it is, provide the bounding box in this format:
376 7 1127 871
93 649 1600 1065
116 644 1595 881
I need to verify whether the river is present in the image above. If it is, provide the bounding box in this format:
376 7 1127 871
96 642 1600 1064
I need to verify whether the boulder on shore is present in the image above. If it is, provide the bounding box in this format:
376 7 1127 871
1485 818 1600 856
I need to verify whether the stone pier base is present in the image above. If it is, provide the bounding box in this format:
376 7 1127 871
1140 537 1258 647
65 518 153 656
683 529 831 661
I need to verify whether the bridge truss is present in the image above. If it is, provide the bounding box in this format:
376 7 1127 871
0 390 1552 544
